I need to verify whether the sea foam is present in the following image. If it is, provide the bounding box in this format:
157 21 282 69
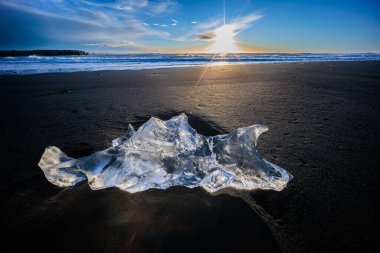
1 53 380 75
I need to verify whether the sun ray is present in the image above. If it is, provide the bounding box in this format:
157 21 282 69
196 54 217 86
233 53 254 79
196 0 253 85
208 24 240 54
233 0 249 24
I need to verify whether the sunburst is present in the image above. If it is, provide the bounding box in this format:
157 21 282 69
208 24 240 55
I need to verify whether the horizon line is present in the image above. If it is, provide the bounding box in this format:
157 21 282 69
2 49 380 55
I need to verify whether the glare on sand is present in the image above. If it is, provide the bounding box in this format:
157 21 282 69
197 24 243 85
208 24 240 55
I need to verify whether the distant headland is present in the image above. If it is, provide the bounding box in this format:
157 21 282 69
0 50 88 57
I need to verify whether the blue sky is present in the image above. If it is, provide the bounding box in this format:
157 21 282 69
0 0 379 53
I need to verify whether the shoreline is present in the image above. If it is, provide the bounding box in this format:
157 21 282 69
1 59 380 76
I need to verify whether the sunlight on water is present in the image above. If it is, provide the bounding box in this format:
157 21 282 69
1 53 379 75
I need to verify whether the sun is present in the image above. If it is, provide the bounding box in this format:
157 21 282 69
208 24 240 54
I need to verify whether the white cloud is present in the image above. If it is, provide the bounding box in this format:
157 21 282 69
0 0 263 52
153 23 168 27
0 0 178 30
82 43 99 47
80 0 148 12
197 19 221 31
233 13 263 32
170 13 262 43
82 40 134 48
150 0 177 15
82 40 157 53
197 13 262 36
105 41 135 48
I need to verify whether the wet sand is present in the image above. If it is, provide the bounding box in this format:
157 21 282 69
1 61 379 252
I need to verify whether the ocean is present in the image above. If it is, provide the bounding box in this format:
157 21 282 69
1 53 379 75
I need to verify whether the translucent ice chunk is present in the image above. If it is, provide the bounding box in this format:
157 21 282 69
38 114 293 193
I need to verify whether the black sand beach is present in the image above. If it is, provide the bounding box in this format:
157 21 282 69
1 61 379 252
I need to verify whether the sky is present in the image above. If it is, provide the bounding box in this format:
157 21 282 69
0 0 379 53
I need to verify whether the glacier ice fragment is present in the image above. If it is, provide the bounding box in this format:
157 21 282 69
38 114 292 193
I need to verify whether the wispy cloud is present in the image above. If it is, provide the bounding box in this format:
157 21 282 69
0 0 177 49
196 13 263 41
233 13 263 32
0 0 263 52
171 19 177 26
83 40 134 48
195 19 221 30
81 0 176 16
153 23 168 27
81 40 156 53
80 1 148 12
149 0 177 15
170 13 263 43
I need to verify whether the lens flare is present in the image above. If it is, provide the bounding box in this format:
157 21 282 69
208 24 240 54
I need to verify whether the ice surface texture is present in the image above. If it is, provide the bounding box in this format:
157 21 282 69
38 114 293 193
